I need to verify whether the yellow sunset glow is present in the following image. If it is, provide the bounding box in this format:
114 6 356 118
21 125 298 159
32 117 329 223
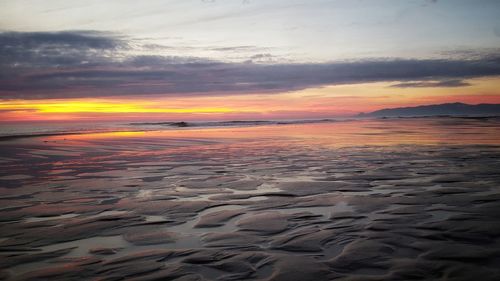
0 101 235 114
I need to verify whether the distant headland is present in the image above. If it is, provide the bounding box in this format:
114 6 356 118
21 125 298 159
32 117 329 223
358 103 500 118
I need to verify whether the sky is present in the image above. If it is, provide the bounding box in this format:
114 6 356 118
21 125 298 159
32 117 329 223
1 0 500 121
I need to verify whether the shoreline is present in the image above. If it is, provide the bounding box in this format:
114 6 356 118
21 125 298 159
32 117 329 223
2 115 500 142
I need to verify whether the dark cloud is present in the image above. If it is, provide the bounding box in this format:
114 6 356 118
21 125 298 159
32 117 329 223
1 31 500 99
0 31 126 71
390 79 471 88
0 31 122 50
246 53 277 63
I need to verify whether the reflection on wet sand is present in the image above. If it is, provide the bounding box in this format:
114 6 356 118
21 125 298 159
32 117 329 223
1 118 500 280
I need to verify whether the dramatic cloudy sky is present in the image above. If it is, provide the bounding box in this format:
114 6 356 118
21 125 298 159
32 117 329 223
1 0 500 121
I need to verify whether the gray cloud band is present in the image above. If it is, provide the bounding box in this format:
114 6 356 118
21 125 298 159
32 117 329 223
1 31 500 99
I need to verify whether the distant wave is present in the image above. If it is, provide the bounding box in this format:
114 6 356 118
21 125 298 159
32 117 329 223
0 125 148 141
0 128 135 141
0 119 344 141
3 116 495 141
130 119 340 128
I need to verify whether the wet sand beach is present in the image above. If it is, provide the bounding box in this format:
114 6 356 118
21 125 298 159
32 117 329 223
1 118 500 280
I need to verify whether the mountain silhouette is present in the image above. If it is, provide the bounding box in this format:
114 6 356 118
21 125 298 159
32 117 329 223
359 102 500 117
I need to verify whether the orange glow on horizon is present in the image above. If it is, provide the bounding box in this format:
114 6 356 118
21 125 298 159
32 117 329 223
1 77 499 122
